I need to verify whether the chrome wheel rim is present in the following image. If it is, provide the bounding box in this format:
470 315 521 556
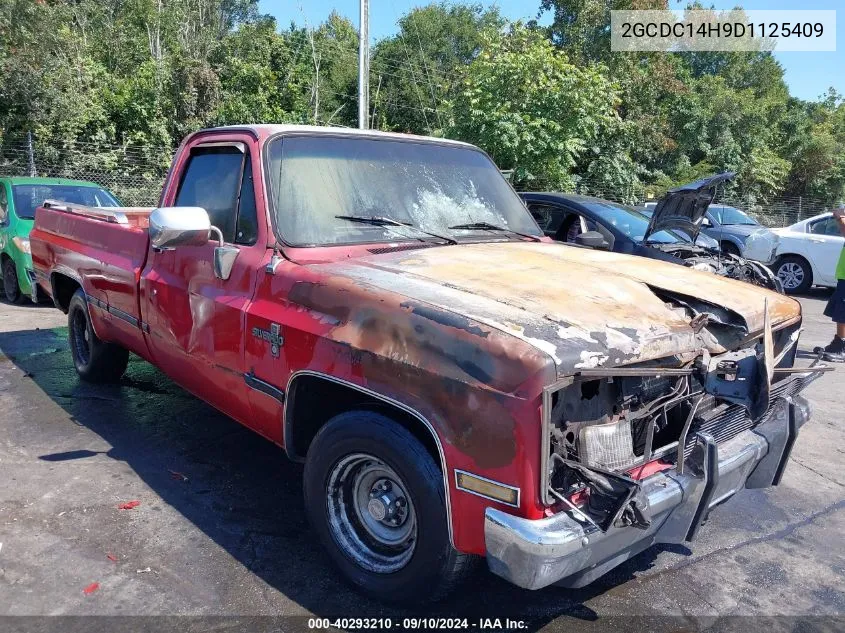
777 262 805 290
326 453 417 573
71 307 91 365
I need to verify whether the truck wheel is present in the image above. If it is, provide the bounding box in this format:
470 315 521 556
67 289 129 383
2 258 23 304
303 411 472 603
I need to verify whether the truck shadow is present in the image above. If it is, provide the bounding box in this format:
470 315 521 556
0 326 687 627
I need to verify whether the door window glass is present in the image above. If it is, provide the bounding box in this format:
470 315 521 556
527 203 566 235
810 217 841 236
176 146 257 244
235 158 258 245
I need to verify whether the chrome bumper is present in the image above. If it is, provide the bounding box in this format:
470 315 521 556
485 396 811 591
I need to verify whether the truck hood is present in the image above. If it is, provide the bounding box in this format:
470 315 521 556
645 172 735 244
310 241 800 376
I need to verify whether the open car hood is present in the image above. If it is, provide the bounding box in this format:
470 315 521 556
644 172 735 243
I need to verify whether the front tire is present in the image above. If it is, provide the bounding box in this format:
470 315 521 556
303 411 471 603
776 255 813 294
2 258 23 304
67 288 129 382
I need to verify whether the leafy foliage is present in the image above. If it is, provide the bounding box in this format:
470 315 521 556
448 24 619 190
0 0 843 205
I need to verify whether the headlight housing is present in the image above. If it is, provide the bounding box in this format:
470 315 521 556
12 236 31 254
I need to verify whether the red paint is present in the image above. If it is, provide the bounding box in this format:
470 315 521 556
628 459 673 480
83 582 100 594
29 126 558 558
117 500 140 510
106 553 118 562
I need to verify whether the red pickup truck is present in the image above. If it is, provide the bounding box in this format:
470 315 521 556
30 125 827 602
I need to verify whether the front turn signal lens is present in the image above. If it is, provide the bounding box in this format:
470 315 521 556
455 470 520 507
12 236 31 254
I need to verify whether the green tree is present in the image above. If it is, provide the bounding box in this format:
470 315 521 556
448 23 620 190
371 3 503 134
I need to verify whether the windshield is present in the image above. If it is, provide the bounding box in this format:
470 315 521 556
709 205 757 226
12 184 120 219
266 135 541 246
579 200 684 244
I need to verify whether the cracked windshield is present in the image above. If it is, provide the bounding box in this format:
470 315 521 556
266 135 541 246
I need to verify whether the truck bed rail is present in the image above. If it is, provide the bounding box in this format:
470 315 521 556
42 199 154 225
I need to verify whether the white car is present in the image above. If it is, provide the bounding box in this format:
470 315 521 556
744 212 842 294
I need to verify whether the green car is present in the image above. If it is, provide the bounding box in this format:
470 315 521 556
0 177 121 303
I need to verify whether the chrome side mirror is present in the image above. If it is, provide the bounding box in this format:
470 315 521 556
149 207 211 249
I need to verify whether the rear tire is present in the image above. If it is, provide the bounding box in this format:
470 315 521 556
2 258 24 304
775 255 813 295
303 411 472 603
67 288 129 383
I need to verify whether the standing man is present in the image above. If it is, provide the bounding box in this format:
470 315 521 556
821 204 845 362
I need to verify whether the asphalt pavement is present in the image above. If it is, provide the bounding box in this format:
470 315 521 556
0 290 842 632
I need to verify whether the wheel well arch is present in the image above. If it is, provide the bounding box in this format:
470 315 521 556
50 273 82 313
720 239 741 252
283 372 444 472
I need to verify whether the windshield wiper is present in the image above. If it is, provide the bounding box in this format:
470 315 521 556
335 215 457 245
448 221 541 242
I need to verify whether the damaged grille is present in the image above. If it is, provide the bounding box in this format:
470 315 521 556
683 372 814 457
541 359 823 509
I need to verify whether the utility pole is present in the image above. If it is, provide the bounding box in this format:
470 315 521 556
358 0 370 129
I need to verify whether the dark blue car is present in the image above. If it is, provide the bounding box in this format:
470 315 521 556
519 185 780 291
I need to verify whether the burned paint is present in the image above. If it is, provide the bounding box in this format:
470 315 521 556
400 301 490 339
310 241 801 377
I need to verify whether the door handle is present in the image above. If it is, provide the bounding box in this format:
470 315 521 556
809 238 825 243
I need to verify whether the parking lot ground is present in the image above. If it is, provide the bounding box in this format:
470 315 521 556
0 291 843 631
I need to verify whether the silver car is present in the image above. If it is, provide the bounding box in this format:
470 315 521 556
701 204 764 256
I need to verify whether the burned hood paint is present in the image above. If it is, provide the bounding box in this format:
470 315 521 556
307 241 800 376
644 172 735 243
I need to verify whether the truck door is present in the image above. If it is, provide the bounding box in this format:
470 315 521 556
140 136 264 424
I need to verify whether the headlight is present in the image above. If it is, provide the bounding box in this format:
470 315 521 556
579 418 637 471
12 236 31 254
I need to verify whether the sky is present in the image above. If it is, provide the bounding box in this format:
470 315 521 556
259 0 842 102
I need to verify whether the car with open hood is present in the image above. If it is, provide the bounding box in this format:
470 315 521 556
522 174 780 291
30 125 828 602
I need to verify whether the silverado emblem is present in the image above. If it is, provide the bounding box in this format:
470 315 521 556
252 323 284 358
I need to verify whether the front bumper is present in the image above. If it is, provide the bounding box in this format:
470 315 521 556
485 395 811 591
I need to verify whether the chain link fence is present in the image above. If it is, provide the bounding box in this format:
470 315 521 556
0 134 172 206
0 133 836 227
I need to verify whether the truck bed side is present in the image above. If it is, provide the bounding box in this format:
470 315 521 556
30 203 153 358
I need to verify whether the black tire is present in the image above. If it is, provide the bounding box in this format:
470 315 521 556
2 257 24 304
720 241 741 257
303 411 472 603
775 255 813 295
67 288 129 383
